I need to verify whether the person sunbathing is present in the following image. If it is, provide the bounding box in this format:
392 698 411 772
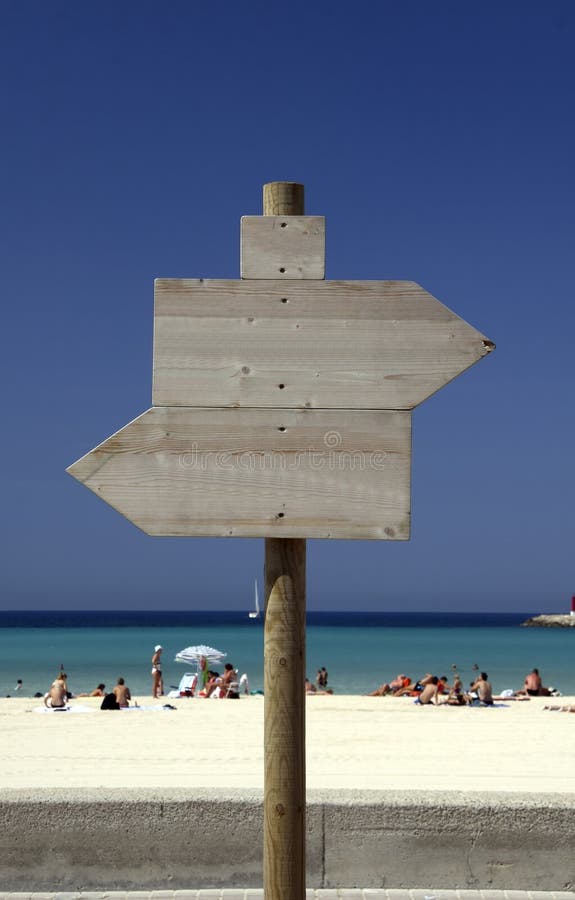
444 692 466 705
515 669 556 697
202 670 220 697
369 683 390 696
304 678 333 697
204 664 238 698
219 663 238 698
466 672 494 706
448 673 463 697
77 683 106 697
523 668 542 695
417 677 439 705
113 677 131 708
369 674 410 696
394 673 435 697
492 691 531 701
44 675 68 708
438 674 466 705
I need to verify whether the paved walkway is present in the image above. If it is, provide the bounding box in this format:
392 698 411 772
1 891 574 900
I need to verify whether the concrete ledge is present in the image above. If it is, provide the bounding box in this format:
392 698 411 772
1 893 575 900
0 790 574 892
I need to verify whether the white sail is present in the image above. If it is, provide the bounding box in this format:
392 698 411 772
249 578 260 618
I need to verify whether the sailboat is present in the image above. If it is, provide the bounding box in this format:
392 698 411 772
249 578 261 619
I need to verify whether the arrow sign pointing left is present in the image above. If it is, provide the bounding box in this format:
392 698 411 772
67 406 412 540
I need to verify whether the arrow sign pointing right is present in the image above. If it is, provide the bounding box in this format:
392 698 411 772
152 279 494 410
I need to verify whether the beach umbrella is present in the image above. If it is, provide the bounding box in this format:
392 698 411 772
175 644 226 665
174 644 227 693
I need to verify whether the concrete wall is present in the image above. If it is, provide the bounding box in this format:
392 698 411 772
0 789 574 892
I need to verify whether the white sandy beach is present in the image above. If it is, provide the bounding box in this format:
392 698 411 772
1 693 574 794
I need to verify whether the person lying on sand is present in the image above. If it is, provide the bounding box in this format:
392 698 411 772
443 693 466 706
77 683 106 697
491 689 531 701
369 674 411 696
439 674 466 705
394 673 436 697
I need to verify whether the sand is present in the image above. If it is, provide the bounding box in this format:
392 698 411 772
1 693 574 795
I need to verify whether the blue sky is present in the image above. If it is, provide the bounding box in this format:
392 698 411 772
1 2 574 612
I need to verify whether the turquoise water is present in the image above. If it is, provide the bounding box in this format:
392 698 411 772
0 611 573 698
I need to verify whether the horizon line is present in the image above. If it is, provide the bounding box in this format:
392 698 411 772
0 608 539 615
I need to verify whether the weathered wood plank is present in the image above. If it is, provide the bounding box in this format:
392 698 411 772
241 215 325 279
66 407 411 540
153 279 493 410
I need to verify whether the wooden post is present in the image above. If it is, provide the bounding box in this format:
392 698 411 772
263 181 305 217
263 181 307 900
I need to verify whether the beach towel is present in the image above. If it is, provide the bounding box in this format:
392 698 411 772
34 705 93 714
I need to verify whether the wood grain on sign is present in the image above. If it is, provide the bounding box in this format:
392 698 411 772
263 181 305 216
66 407 411 540
153 279 493 410
241 216 325 279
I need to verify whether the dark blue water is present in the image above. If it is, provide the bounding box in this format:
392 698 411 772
1 610 572 697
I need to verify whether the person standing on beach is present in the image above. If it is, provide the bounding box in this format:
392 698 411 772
152 645 164 698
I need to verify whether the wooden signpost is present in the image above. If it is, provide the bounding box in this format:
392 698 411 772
68 181 494 900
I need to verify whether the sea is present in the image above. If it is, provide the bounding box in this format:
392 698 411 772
0 610 573 699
